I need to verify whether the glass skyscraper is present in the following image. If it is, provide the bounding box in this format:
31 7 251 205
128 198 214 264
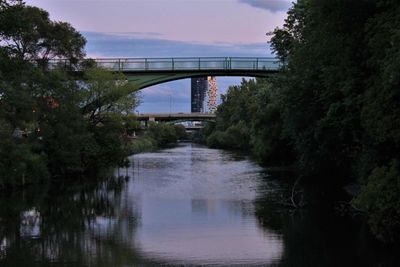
191 77 208 113
191 77 218 113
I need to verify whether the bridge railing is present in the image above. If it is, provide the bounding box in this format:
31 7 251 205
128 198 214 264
48 57 281 72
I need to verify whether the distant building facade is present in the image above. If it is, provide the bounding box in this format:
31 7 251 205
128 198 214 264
206 76 217 113
191 76 218 113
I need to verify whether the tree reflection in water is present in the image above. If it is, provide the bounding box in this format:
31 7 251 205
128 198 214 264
0 175 144 267
254 171 400 267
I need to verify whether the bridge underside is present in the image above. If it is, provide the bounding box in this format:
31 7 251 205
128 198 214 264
124 70 277 89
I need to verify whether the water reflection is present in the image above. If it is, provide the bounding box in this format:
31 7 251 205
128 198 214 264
20 207 41 238
0 143 399 266
129 144 284 266
135 197 283 266
254 172 400 267
0 175 141 267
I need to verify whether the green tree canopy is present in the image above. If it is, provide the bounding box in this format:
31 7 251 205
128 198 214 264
0 1 140 186
80 67 141 126
0 1 85 62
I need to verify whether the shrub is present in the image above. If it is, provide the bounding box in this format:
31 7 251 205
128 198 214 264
353 159 400 242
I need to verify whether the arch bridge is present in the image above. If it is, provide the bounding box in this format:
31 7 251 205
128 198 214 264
51 57 281 89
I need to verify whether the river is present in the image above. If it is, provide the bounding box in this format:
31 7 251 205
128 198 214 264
0 143 398 266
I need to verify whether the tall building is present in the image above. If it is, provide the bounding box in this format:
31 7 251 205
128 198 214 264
191 77 208 113
206 76 218 113
191 76 218 113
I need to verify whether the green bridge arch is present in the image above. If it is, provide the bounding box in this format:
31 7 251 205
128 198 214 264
54 57 282 113
52 57 281 89
110 57 280 89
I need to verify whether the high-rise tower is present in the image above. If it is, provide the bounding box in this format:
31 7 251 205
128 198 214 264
191 76 218 113
191 77 208 113
206 76 218 113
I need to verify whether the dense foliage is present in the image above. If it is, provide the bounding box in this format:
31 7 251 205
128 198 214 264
204 78 294 166
129 123 188 154
204 0 400 242
0 1 140 187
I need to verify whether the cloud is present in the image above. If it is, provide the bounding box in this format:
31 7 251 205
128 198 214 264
104 31 164 39
239 0 291 12
82 32 272 58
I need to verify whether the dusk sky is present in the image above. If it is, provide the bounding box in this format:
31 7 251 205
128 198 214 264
25 0 291 112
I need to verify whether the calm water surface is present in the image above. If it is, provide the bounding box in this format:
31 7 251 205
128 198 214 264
128 143 283 266
0 143 398 266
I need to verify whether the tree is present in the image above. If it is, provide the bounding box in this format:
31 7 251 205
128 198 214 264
204 78 294 163
353 0 400 243
269 0 374 182
173 124 188 140
251 79 295 165
0 2 86 62
269 0 400 241
0 1 92 184
146 123 178 147
268 0 308 62
353 160 400 242
80 67 141 126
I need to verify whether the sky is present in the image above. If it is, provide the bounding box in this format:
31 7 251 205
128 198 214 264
25 0 291 112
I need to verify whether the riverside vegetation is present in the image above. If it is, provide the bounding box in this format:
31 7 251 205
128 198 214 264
128 123 188 154
0 1 186 188
200 0 400 243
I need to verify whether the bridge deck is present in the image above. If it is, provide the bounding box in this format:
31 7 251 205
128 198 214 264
50 57 281 73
